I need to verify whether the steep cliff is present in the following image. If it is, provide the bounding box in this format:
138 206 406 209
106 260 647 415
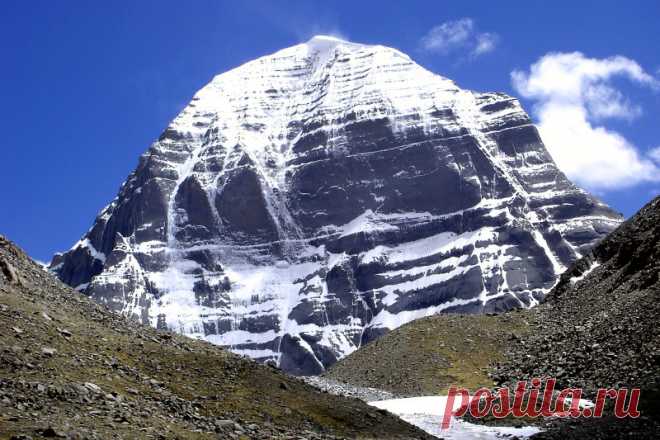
51 36 621 374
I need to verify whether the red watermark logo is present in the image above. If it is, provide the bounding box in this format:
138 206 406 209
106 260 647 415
442 378 641 430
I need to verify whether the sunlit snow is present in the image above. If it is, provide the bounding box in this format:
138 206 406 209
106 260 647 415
369 396 542 439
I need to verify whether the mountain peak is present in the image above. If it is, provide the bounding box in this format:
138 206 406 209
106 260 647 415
50 37 622 375
300 34 362 64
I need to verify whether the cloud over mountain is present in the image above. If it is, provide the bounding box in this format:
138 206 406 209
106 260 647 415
512 52 660 191
420 18 498 58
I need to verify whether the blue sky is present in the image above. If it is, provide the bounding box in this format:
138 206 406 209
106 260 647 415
1 1 659 261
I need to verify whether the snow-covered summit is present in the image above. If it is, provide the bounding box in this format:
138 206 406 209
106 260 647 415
51 38 622 374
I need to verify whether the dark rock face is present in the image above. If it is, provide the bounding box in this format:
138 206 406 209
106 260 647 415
215 165 279 242
175 175 217 241
50 36 622 374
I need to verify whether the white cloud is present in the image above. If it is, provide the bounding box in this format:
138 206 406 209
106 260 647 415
473 32 499 57
304 28 349 42
511 52 660 190
650 146 660 163
420 18 498 58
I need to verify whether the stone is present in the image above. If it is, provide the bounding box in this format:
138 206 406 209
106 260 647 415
41 427 64 438
0 258 21 285
83 382 102 393
41 347 57 357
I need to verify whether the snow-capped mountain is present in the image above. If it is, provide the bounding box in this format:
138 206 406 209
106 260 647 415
50 36 621 374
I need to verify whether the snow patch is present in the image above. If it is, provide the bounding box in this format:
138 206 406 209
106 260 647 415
71 238 106 263
369 396 542 439
570 260 601 284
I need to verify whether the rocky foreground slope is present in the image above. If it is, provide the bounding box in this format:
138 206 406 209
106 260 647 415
0 235 431 439
493 196 660 395
50 35 620 374
327 196 660 437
